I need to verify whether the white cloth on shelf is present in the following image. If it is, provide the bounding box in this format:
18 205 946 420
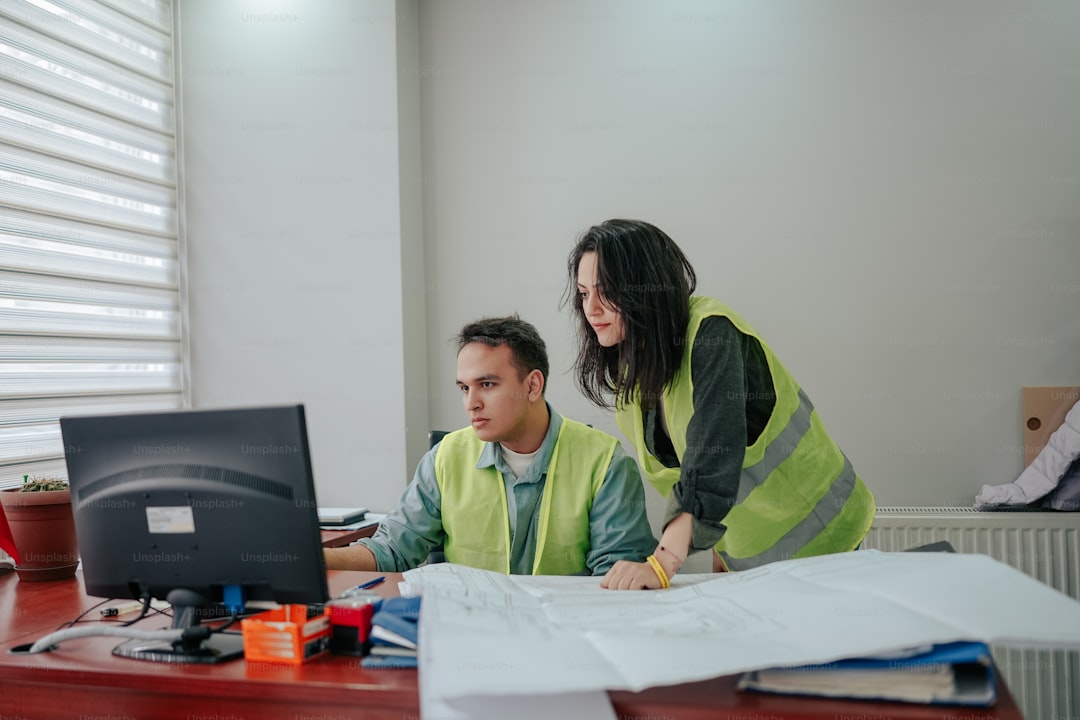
975 399 1080 509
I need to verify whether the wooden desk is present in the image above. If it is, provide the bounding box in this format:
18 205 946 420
0 570 1023 720
320 521 378 548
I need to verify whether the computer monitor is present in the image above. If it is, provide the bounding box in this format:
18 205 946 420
60 404 330 664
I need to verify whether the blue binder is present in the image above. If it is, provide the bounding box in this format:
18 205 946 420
361 653 418 669
362 596 421 670
737 641 996 706
369 596 420 648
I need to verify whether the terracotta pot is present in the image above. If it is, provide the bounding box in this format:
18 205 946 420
0 487 79 581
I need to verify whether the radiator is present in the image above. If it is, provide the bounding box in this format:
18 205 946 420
863 508 1080 720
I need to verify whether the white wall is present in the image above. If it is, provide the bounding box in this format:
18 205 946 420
419 0 1080 513
176 0 1079 522
179 0 423 511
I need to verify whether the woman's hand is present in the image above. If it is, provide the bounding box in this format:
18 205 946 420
600 560 664 590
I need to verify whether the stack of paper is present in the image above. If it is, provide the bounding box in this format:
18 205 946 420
317 506 368 526
362 596 420 669
737 641 996 705
407 551 1080 718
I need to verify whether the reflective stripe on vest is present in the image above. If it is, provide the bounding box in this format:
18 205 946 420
435 418 616 575
616 296 874 570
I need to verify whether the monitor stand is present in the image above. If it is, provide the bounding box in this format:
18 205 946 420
112 588 244 664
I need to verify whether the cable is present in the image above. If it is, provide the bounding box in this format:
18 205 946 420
119 595 154 627
211 610 239 634
57 598 113 629
28 625 185 654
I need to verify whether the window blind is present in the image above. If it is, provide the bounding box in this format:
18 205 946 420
0 0 182 488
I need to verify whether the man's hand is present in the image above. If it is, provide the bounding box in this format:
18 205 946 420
600 559 663 590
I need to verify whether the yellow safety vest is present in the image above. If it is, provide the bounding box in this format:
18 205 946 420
435 418 615 575
616 296 875 570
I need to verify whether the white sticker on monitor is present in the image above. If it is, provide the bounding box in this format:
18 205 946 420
146 506 196 534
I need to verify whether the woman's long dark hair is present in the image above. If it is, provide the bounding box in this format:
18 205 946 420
562 219 697 408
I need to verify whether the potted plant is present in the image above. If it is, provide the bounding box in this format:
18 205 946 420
0 473 79 581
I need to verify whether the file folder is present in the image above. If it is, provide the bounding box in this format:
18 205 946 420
737 641 996 706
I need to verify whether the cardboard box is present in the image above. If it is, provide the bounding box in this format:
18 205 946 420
1022 386 1080 467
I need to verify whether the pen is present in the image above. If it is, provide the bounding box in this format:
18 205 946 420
353 576 385 591
100 600 146 618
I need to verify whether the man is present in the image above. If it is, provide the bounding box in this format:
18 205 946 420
324 315 656 574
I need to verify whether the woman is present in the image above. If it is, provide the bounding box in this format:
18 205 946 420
565 219 875 590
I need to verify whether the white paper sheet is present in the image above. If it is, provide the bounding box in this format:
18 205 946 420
412 571 619 720
408 550 1080 714
419 689 617 720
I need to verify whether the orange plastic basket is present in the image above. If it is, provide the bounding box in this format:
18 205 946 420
241 604 330 664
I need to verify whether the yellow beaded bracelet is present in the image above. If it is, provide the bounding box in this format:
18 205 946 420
645 554 670 589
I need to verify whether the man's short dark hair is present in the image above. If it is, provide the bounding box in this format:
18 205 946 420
456 315 549 394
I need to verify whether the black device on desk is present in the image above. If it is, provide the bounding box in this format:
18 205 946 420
60 404 330 664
